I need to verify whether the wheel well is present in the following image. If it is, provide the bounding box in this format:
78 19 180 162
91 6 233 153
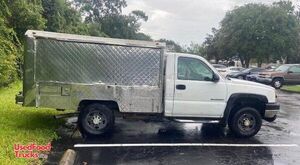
229 97 266 120
272 77 284 81
78 100 119 112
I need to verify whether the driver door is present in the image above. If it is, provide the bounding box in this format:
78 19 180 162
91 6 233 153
172 56 227 118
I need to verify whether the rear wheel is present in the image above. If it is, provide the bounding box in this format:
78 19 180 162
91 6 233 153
271 78 283 89
78 103 114 136
229 107 262 138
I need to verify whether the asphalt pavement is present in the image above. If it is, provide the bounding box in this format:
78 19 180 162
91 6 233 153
45 90 300 165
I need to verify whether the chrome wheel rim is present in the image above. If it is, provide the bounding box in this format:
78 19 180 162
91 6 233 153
86 111 107 130
274 81 281 88
238 113 256 132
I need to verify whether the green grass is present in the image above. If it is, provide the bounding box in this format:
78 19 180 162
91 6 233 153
282 85 300 93
0 82 65 164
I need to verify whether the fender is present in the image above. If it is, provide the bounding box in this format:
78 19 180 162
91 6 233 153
219 93 268 126
272 76 285 80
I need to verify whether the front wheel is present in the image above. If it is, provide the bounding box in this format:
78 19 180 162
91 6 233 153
271 78 283 89
78 103 114 136
229 107 262 138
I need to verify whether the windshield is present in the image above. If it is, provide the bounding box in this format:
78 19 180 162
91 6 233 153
275 65 289 72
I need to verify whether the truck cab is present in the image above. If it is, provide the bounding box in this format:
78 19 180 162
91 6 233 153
162 53 279 137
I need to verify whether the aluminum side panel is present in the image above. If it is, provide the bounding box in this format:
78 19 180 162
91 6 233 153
23 34 165 113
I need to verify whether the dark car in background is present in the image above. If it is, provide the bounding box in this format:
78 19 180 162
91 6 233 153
256 64 300 89
246 73 260 82
227 67 265 80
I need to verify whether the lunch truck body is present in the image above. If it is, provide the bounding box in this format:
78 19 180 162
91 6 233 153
16 30 280 137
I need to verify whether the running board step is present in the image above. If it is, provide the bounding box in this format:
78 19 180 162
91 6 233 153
172 119 220 123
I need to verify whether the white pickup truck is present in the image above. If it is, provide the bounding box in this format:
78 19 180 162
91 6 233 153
17 31 280 138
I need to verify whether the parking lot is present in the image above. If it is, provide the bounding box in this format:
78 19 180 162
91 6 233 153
45 90 300 165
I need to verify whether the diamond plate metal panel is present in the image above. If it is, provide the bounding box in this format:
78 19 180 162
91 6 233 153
36 39 162 86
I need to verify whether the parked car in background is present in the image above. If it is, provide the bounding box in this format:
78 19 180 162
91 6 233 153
220 66 244 77
256 64 300 89
212 64 227 75
264 64 279 71
227 68 265 80
246 73 260 82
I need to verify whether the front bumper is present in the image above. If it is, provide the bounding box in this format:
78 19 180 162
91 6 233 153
256 77 272 84
264 103 280 118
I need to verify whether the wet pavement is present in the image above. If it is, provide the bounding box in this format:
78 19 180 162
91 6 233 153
45 90 300 165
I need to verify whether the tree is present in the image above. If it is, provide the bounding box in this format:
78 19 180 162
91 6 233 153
100 10 149 39
73 0 127 23
215 3 300 67
0 35 18 86
0 0 18 86
73 0 150 40
185 42 205 57
42 0 89 35
6 0 46 43
0 0 46 83
157 39 183 52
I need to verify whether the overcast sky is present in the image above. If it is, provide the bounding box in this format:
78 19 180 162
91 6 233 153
123 0 300 45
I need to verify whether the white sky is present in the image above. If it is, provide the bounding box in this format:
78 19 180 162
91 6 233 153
123 0 300 45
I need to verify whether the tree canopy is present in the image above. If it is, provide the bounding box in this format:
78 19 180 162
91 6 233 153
204 2 300 67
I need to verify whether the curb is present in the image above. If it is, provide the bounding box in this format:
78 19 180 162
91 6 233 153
59 149 77 165
280 88 300 94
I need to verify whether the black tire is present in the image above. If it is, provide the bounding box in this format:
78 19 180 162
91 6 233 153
78 103 114 136
271 78 283 89
264 115 277 122
229 107 262 138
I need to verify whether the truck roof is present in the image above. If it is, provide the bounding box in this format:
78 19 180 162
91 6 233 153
166 52 206 61
25 30 166 49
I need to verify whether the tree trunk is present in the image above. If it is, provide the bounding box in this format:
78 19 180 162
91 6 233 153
215 58 219 64
239 55 245 67
245 58 250 68
257 60 262 67
286 55 290 64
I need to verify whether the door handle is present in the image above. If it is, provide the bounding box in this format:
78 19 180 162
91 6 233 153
176 84 186 90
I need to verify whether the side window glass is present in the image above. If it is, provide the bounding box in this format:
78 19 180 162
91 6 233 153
289 66 300 73
177 57 213 81
177 59 187 79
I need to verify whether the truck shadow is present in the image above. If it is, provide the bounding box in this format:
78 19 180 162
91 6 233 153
10 110 65 131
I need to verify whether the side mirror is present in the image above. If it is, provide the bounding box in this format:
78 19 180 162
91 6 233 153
287 71 293 74
212 73 220 82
